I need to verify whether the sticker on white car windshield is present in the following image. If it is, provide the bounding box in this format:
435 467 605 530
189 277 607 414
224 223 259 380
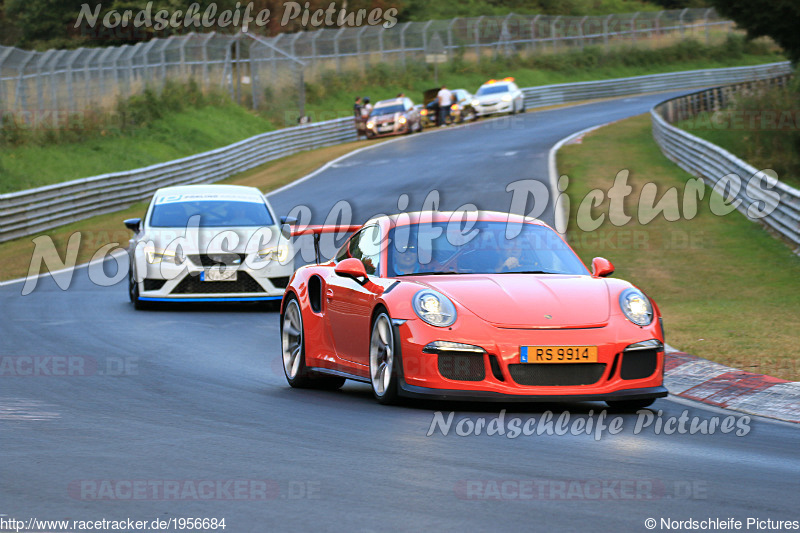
156 193 263 204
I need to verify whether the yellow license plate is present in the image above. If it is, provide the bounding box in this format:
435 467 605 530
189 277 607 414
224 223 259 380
520 346 598 363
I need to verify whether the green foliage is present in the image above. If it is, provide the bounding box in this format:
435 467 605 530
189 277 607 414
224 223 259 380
709 0 800 64
0 89 273 192
397 0 660 21
678 79 800 189
1 79 224 148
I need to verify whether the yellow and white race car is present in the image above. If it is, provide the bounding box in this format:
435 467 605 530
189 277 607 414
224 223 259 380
471 77 525 117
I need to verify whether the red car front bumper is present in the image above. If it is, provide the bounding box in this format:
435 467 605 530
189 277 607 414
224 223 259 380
393 315 667 402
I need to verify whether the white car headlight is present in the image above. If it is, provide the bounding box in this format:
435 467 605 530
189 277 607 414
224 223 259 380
366 121 375 129
145 247 184 265
255 244 289 264
398 116 407 124
413 289 457 327
501 94 513 102
619 288 653 326
471 99 479 106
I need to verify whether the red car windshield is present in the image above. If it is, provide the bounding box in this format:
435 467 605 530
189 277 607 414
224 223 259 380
387 221 588 276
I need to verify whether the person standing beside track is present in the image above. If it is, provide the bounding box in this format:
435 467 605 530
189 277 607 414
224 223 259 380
354 96 365 137
437 85 453 127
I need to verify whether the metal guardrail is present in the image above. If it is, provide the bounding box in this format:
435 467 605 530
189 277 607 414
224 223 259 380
651 76 800 251
0 118 357 242
0 61 793 243
522 62 792 106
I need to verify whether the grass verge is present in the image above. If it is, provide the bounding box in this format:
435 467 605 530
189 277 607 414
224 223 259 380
558 114 800 381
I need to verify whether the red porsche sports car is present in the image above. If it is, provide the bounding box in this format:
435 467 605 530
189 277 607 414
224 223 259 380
280 211 667 408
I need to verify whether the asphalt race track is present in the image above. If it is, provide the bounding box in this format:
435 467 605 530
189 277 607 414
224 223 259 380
2 92 799 532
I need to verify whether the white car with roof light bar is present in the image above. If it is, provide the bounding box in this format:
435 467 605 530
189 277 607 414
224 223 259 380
124 184 294 309
471 78 525 117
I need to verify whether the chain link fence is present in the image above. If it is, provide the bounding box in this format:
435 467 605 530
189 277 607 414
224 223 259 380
0 8 731 130
0 32 305 130
287 7 730 73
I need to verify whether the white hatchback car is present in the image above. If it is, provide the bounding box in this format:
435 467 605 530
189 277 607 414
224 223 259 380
124 184 294 308
472 78 525 116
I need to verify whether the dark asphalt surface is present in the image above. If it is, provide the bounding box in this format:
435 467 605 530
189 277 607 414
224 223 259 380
2 92 799 532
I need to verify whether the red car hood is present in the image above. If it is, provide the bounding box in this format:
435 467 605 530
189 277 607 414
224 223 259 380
417 274 610 328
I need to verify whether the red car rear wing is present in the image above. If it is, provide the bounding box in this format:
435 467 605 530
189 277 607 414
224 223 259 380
289 224 363 263
290 225 362 237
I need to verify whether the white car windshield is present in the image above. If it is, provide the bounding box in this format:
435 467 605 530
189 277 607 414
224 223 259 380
476 84 512 96
149 200 274 228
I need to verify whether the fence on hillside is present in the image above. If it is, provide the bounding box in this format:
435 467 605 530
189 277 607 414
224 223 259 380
0 8 732 128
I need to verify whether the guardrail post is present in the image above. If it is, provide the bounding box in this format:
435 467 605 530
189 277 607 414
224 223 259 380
378 27 385 62
603 15 613 50
631 12 639 43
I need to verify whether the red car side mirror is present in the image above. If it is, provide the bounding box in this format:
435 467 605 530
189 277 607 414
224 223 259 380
334 258 368 281
591 257 615 278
